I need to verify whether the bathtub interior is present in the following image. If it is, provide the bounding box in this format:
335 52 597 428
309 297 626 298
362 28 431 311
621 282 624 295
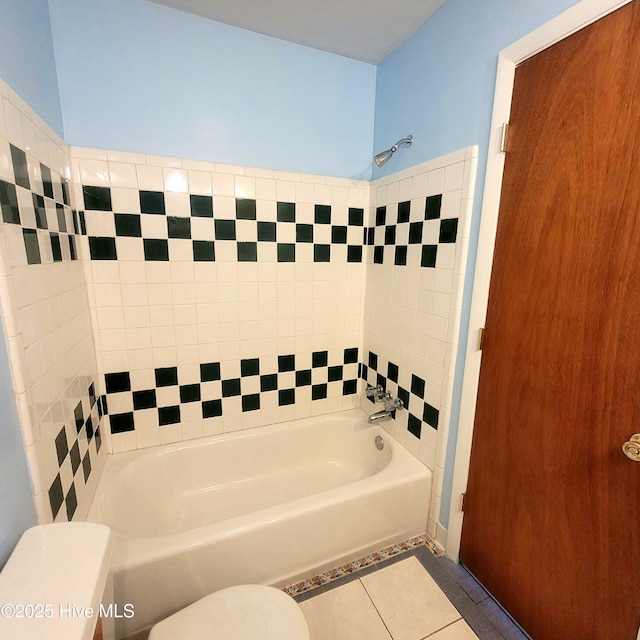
92 411 392 537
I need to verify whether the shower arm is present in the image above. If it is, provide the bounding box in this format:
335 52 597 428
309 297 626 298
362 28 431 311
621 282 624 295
390 136 413 152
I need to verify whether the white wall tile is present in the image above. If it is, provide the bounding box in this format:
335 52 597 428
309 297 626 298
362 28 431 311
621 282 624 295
71 146 108 160
426 168 445 196
0 97 8 140
163 168 188 193
211 172 234 197
78 159 110 186
3 98 24 147
294 181 313 204
188 170 212 195
146 154 181 169
441 191 461 219
276 180 296 202
0 138 15 182
256 177 276 201
444 162 464 191
234 175 256 199
136 165 164 190
109 161 138 188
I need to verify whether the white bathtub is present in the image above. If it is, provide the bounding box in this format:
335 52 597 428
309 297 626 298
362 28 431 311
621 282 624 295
87 408 432 638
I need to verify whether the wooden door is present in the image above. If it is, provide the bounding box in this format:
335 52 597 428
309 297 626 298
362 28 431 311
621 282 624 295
460 3 640 639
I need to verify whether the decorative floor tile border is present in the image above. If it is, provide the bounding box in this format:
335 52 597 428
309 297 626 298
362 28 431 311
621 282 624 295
283 534 441 597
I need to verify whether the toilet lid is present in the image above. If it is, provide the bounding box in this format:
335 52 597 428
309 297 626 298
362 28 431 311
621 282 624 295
148 585 310 640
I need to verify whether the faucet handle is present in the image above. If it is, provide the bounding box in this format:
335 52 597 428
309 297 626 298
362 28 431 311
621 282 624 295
383 395 404 411
366 384 385 401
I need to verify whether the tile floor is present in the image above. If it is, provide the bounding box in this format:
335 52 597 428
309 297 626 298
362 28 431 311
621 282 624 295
127 543 530 640
294 547 530 640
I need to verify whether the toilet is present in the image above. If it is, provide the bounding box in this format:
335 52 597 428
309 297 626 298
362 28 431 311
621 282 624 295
0 523 308 640
0 522 115 640
148 584 310 640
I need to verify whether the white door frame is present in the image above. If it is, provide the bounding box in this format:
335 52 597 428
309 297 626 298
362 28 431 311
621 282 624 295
446 0 634 561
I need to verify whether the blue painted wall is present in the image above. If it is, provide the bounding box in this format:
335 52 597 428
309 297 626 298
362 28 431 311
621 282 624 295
0 0 52 568
373 0 580 527
373 0 580 178
47 0 377 180
0 0 64 136
0 326 37 568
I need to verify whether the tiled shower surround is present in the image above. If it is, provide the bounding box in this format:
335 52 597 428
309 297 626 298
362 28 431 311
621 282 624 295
0 77 477 540
0 81 107 524
73 146 369 451
363 148 478 542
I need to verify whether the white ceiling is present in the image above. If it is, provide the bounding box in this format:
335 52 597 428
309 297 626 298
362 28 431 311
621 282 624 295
147 0 447 64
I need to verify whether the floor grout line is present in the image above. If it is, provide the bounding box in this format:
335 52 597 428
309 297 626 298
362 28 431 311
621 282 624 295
294 540 527 640
359 578 395 640
421 616 464 639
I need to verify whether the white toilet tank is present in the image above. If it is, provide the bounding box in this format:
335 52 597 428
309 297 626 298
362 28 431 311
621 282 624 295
0 523 114 640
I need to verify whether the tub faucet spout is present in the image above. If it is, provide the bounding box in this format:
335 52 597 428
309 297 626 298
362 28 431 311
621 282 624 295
367 394 404 424
368 409 393 424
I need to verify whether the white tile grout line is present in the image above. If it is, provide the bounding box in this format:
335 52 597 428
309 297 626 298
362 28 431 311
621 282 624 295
359 578 394 640
358 560 469 640
422 618 467 639
300 553 467 640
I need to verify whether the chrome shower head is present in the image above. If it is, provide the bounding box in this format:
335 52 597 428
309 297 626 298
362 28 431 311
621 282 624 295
374 135 413 167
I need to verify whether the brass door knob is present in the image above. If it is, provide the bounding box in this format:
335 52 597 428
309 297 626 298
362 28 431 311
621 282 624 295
622 434 640 461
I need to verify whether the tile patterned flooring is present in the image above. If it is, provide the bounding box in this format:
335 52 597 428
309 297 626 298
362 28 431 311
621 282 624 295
294 547 531 640
129 542 530 640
